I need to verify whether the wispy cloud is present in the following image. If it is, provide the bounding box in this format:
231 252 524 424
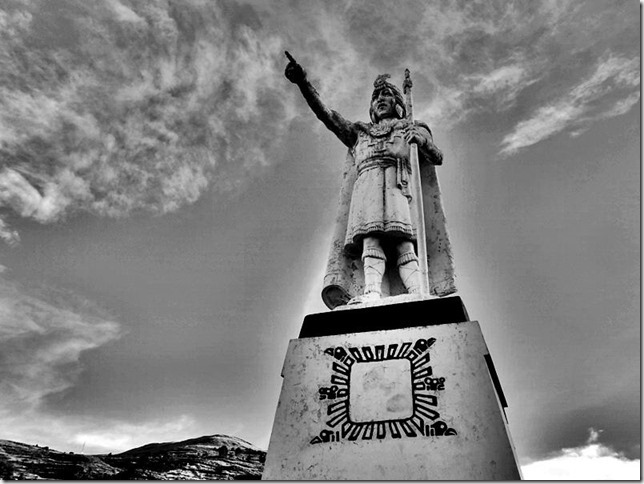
500 53 639 155
522 428 640 480
422 61 537 124
0 1 292 243
413 1 570 123
0 277 122 412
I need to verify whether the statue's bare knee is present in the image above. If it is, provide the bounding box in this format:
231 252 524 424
363 236 383 252
396 240 416 258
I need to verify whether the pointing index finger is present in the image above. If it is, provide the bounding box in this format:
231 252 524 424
284 51 296 63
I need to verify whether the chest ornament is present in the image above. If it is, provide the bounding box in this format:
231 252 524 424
366 119 406 138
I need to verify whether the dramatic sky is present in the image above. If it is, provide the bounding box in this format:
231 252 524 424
0 0 639 479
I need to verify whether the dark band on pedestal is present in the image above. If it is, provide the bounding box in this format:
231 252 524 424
299 296 469 338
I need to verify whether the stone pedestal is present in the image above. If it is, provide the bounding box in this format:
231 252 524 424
263 297 522 480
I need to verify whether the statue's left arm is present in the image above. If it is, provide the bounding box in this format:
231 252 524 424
405 122 443 165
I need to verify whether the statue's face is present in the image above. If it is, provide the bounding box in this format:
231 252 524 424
371 88 397 121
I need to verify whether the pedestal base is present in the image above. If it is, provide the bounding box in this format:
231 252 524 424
263 298 521 480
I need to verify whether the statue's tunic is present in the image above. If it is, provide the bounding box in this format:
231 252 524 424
344 119 416 256
322 118 457 309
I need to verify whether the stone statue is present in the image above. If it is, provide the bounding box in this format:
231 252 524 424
285 52 456 309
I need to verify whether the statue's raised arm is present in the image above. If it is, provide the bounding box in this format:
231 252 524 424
284 51 357 148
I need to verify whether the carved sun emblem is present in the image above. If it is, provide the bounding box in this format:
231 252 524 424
310 338 457 445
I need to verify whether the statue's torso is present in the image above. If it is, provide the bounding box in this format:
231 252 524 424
353 120 410 169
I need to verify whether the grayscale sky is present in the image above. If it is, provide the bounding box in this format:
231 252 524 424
0 0 639 479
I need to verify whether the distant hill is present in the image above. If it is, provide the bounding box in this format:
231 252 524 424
0 434 265 480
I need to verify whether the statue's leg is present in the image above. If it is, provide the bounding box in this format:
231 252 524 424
397 241 421 294
362 236 386 299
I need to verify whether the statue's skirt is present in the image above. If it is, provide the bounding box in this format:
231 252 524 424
344 163 416 257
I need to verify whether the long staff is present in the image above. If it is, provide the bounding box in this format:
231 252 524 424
403 69 430 296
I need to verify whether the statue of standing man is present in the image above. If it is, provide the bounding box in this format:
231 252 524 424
285 52 456 309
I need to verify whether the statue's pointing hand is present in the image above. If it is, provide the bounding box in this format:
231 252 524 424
284 51 307 85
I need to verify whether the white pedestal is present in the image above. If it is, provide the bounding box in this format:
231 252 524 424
263 319 521 480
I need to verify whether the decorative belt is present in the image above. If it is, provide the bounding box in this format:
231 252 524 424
356 156 412 201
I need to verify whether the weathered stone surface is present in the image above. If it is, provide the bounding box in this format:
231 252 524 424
263 321 521 480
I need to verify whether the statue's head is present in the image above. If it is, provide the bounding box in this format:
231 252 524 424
370 74 406 123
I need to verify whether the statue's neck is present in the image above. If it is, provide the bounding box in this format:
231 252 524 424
374 117 397 126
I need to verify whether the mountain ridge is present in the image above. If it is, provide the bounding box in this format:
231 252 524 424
0 434 266 480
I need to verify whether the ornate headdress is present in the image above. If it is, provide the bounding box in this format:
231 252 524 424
370 74 406 122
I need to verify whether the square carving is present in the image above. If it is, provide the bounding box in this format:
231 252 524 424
349 359 413 422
